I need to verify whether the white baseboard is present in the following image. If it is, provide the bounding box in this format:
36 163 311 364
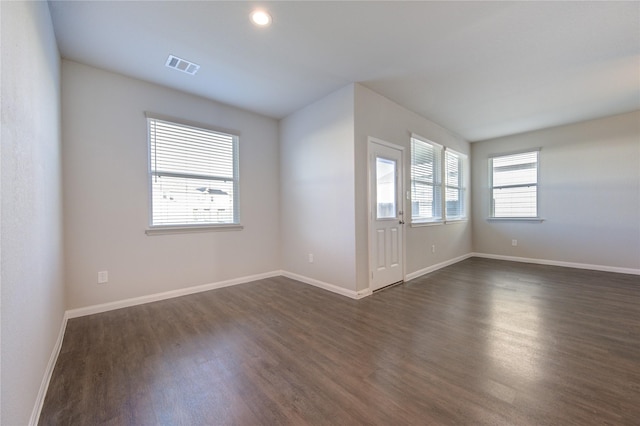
65 256 638 320
29 312 69 426
66 270 282 319
471 252 640 276
281 270 368 299
30 254 637 424
405 253 474 281
282 254 475 297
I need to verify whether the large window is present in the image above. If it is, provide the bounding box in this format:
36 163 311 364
490 150 539 218
147 116 239 227
411 136 442 222
411 136 466 224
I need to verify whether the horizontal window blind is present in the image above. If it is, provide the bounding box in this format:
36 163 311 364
411 137 442 222
148 118 239 226
490 150 538 218
445 149 465 219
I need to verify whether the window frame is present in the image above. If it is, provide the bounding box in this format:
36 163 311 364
145 113 242 235
410 134 468 226
444 148 467 222
488 148 541 221
410 135 443 224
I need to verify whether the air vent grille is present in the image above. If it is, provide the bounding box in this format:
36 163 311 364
165 55 200 75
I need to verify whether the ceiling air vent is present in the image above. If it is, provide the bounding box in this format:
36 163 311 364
165 55 200 75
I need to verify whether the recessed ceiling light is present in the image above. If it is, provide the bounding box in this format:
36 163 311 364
250 9 272 27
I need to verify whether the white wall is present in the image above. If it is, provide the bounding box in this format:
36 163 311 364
472 111 640 271
354 84 472 291
280 85 357 291
1 1 65 424
62 61 280 309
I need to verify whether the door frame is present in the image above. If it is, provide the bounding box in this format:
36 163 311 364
367 137 406 291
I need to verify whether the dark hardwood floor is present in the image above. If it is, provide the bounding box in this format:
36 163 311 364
39 258 640 425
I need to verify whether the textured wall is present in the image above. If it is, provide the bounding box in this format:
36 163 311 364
62 61 280 309
472 111 640 271
280 85 357 291
355 84 472 291
1 1 65 424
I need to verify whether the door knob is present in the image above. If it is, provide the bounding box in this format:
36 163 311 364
399 220 405 225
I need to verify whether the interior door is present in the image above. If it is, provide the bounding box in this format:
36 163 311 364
369 139 404 291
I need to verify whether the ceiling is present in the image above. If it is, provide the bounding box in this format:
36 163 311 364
49 1 639 142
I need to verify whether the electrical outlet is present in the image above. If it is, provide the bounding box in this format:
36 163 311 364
97 271 108 284
308 253 314 263
512 239 518 247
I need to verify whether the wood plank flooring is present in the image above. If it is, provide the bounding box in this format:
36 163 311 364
39 258 640 425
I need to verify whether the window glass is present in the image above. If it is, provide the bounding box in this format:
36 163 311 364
490 151 538 218
445 150 465 220
411 137 442 222
148 117 239 226
376 157 396 219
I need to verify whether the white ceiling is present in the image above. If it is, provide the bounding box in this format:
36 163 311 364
49 1 640 141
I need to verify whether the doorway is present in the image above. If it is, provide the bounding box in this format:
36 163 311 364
368 138 405 291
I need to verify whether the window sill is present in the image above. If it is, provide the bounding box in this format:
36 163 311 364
445 218 468 224
411 221 444 228
145 224 244 235
487 217 544 223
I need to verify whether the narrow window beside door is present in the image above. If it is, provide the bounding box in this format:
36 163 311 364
410 136 442 223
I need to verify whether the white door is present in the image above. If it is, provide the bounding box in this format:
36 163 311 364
369 139 404 291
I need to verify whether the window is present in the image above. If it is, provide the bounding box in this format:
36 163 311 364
490 150 539 218
410 136 467 224
445 149 466 220
147 116 239 227
376 157 397 219
411 136 442 222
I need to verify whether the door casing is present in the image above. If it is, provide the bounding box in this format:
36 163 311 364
367 137 405 291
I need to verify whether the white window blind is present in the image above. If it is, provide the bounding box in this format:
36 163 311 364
490 150 539 218
445 149 465 220
148 117 239 226
411 137 442 222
